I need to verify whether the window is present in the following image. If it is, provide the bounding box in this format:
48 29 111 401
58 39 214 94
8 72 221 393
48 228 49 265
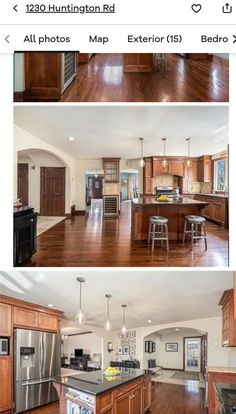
214 158 228 192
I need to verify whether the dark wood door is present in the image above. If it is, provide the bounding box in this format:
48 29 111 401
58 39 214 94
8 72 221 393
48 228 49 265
92 177 103 198
40 167 65 216
17 163 29 206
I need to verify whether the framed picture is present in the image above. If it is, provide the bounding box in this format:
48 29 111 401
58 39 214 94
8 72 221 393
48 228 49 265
117 346 122 355
152 342 156 353
128 331 136 338
145 341 149 353
165 343 178 352
129 345 136 356
123 346 130 355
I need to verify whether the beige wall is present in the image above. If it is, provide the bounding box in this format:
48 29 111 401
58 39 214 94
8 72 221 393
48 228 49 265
14 125 76 214
64 332 102 360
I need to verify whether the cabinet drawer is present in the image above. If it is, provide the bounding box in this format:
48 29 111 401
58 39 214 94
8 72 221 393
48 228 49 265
0 303 12 336
38 313 58 332
13 307 38 328
116 378 142 397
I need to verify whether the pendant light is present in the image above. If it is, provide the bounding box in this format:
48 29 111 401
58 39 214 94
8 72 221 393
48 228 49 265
94 171 98 178
161 138 168 168
75 277 86 325
186 138 192 168
121 304 127 335
104 294 112 332
139 137 145 168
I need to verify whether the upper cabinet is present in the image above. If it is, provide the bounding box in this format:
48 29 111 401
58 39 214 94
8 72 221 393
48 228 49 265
124 54 153 72
13 306 39 328
0 303 12 336
143 158 153 195
103 158 120 183
219 289 236 347
197 156 212 183
153 158 184 177
38 313 59 332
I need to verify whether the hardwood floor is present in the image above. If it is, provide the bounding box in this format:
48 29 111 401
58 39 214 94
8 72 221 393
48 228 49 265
151 382 206 414
25 200 228 267
61 54 229 102
22 383 206 414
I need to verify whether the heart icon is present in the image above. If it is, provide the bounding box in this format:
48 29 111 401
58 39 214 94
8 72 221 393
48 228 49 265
191 4 202 13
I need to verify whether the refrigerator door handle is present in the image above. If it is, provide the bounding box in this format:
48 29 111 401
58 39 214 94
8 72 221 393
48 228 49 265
21 378 52 386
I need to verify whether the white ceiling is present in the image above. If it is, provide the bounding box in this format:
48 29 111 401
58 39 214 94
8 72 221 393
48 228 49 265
14 106 228 159
0 271 232 330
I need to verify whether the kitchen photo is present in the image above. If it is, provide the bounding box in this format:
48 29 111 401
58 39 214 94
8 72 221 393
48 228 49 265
13 52 229 103
0 269 236 414
13 105 229 267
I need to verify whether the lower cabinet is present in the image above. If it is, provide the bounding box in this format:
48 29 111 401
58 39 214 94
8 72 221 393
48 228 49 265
194 195 228 228
115 391 132 414
0 357 12 412
142 380 151 413
114 382 150 414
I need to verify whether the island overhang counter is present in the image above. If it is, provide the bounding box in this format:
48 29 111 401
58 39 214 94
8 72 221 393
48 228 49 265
132 197 209 241
53 369 151 414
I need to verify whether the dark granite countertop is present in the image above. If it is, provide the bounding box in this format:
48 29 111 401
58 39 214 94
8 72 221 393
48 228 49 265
214 382 236 414
132 197 208 206
195 193 229 199
53 368 147 396
13 206 35 217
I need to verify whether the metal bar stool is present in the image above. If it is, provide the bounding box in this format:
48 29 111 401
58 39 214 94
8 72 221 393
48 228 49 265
148 216 169 251
183 215 207 250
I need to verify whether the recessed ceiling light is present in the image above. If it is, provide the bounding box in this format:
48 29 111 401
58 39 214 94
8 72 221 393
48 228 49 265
175 328 179 331
67 136 75 142
147 320 152 324
47 304 55 308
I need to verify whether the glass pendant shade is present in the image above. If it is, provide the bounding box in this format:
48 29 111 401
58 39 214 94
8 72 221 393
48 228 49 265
121 304 127 336
186 138 192 168
139 138 145 168
161 138 168 168
75 309 86 325
104 294 112 332
75 277 86 325
104 319 112 332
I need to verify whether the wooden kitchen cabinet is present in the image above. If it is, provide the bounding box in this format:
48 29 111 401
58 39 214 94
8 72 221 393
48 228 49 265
13 306 39 328
219 290 236 347
132 386 142 414
184 159 198 182
197 156 212 182
194 194 228 228
124 54 153 72
143 158 153 195
234 273 236 320
24 52 77 101
38 313 59 332
208 370 236 414
142 379 151 413
168 160 184 177
103 158 120 183
0 303 12 336
115 392 132 414
0 357 12 412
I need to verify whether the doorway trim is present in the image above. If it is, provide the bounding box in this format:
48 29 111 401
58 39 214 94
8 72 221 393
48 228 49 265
183 336 202 373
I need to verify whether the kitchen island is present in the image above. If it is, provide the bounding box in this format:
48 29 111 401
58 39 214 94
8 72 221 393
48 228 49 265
53 369 151 414
132 197 208 241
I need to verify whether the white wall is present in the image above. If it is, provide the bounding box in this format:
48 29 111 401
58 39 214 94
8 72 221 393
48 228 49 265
14 53 25 92
14 125 76 214
213 53 229 60
130 317 236 370
18 152 64 212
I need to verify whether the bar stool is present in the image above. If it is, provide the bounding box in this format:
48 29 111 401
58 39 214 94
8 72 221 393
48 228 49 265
183 215 207 250
148 216 169 252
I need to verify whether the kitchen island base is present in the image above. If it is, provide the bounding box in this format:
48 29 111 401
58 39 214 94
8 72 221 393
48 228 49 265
53 371 151 414
132 198 208 242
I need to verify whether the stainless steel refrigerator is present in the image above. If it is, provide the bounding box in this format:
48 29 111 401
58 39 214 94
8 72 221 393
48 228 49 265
14 328 61 413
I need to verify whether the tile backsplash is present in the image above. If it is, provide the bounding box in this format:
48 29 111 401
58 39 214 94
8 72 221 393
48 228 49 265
200 182 212 194
153 175 179 188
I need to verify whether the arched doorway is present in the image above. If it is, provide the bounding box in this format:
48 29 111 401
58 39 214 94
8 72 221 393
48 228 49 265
17 149 69 216
143 327 207 386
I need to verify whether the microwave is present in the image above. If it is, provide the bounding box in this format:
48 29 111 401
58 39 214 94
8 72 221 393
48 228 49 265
0 337 9 355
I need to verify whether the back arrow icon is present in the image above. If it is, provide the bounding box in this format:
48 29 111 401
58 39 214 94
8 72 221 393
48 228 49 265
5 35 10 43
13 5 18 12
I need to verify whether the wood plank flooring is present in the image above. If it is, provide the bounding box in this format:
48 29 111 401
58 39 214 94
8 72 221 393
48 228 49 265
23 383 206 414
25 201 228 267
61 54 229 102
